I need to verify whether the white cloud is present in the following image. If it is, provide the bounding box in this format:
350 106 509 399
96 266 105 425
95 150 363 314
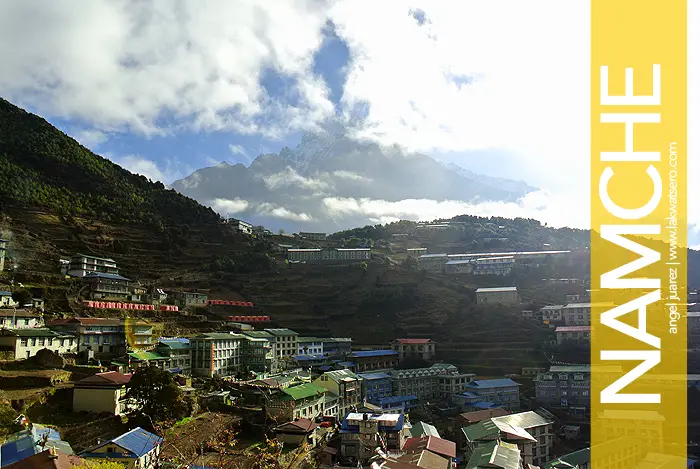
106 153 187 185
0 0 334 136
262 167 331 193
323 189 589 230
255 202 313 222
229 144 247 156
209 197 249 215
74 129 108 149
331 170 372 182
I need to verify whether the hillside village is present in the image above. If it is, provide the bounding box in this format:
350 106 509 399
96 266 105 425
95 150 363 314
1 221 700 469
1 100 700 469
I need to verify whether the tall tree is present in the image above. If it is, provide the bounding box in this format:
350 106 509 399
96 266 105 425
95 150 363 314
128 365 191 422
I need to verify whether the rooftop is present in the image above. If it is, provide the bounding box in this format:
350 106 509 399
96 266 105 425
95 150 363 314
395 338 432 344
321 369 361 383
0 309 41 318
72 253 116 263
83 272 130 281
475 287 517 293
492 410 553 429
0 328 73 338
357 372 391 381
465 440 521 469
2 449 84 469
274 418 317 433
0 425 74 467
77 371 132 386
81 427 162 458
466 378 520 389
264 328 299 336
373 395 418 405
402 436 456 459
282 383 327 401
410 421 441 439
555 326 591 332
349 349 398 358
193 332 245 340
459 408 511 423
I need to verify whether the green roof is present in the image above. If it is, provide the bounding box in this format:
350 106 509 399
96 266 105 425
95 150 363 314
297 337 322 343
320 369 360 383
465 441 521 469
128 351 168 361
542 437 643 469
410 421 440 438
282 383 327 401
158 340 190 350
492 411 552 429
194 333 245 340
264 328 298 336
243 331 273 339
462 421 500 442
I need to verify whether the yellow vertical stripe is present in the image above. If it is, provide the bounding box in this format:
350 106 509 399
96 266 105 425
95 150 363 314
591 1 687 468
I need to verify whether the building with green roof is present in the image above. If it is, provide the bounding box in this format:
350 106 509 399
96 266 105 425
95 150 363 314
465 440 522 469
273 383 328 420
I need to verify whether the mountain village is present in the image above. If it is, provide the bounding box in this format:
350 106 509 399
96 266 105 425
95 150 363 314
1 223 698 469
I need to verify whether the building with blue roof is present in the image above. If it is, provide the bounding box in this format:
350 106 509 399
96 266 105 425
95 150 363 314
79 427 162 469
347 350 398 372
0 424 74 468
368 395 418 413
461 378 521 411
357 372 392 401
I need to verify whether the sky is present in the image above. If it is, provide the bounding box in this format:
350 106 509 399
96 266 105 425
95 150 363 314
0 0 697 246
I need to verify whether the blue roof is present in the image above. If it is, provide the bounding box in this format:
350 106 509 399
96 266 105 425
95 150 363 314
357 372 391 380
336 361 356 367
349 350 398 358
318 365 332 371
80 427 162 459
0 291 11 296
374 395 418 405
1 425 73 467
456 391 481 398
472 402 501 409
466 378 520 388
292 354 326 361
84 272 130 281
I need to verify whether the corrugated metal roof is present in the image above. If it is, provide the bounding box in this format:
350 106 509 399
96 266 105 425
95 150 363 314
357 372 391 380
282 383 327 401
83 272 130 281
0 425 73 466
110 427 162 458
467 379 520 389
492 411 553 429
465 440 521 469
475 287 517 293
349 349 398 358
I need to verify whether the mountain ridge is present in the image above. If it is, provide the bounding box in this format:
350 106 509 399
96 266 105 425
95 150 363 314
171 127 539 232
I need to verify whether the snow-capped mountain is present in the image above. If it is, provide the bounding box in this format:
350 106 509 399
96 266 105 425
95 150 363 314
170 127 539 232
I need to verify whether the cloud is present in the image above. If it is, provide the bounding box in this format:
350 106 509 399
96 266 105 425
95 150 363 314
323 189 589 229
105 153 187 185
74 129 108 149
229 144 247 156
262 167 331 193
209 197 249 215
0 0 334 136
331 170 371 182
255 202 313 222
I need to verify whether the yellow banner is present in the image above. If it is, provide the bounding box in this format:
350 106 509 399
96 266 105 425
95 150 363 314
591 1 687 468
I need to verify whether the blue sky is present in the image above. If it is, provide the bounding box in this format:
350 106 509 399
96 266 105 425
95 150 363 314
0 0 698 245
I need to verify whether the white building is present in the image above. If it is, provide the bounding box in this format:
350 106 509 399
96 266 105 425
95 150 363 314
0 309 43 329
298 337 324 355
475 287 519 305
0 328 77 360
472 256 515 276
67 253 119 278
265 328 299 359
228 218 253 235
190 332 243 377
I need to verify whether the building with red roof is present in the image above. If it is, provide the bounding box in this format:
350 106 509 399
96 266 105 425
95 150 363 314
72 371 133 416
391 338 436 362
